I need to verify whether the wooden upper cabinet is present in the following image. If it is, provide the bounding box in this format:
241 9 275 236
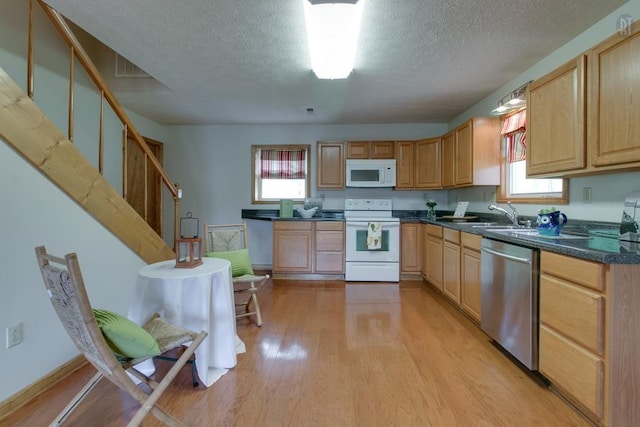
455 121 474 185
442 118 499 188
589 23 640 167
415 137 442 189
346 141 395 159
346 141 370 159
457 117 500 186
441 131 455 188
395 141 415 189
371 141 395 158
317 142 345 190
527 55 587 177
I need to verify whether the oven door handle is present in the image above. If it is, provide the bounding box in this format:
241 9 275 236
346 221 399 227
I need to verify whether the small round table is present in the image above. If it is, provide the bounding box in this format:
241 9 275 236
128 257 245 387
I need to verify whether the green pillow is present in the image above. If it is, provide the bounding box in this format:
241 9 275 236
92 309 160 358
205 248 254 277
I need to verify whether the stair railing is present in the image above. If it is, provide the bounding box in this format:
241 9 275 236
28 0 182 246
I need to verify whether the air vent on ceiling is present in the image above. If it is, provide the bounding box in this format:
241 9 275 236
114 53 149 78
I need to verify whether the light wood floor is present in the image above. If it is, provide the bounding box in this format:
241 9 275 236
3 280 590 426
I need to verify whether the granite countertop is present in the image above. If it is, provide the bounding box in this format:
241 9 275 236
242 209 345 221
242 209 639 264
421 216 639 265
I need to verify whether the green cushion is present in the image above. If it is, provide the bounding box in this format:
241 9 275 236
205 248 254 277
92 309 161 358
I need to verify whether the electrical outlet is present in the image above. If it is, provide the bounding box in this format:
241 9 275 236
583 187 593 203
6 323 23 348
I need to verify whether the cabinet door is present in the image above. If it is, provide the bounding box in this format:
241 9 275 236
273 222 313 273
460 232 482 322
415 137 442 189
442 132 455 187
420 224 429 277
461 246 481 323
454 121 473 185
589 26 640 167
443 240 460 304
371 141 395 159
424 225 443 291
527 55 586 176
346 141 370 159
395 141 415 189
317 142 345 189
400 223 421 273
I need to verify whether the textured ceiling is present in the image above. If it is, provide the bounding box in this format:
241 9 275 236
44 0 625 125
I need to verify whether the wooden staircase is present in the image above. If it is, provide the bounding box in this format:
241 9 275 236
0 66 174 264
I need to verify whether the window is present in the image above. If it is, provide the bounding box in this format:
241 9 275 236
497 110 568 204
252 145 311 203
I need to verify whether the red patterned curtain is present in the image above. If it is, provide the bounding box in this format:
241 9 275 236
501 110 527 163
259 149 306 179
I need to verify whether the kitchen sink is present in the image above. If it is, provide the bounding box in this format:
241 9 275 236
471 224 521 229
487 228 593 239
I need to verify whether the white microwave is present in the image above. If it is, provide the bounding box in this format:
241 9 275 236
346 159 396 188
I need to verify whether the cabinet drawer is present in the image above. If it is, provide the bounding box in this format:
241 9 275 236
460 232 482 251
273 221 313 231
443 228 460 244
316 231 344 252
541 251 604 291
540 326 604 419
316 222 344 231
540 275 604 355
426 224 443 238
315 252 344 273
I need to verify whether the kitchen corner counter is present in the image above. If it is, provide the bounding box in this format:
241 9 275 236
242 209 344 221
420 217 640 265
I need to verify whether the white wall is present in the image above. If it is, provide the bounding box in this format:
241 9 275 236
0 140 147 402
165 124 448 264
447 0 640 222
0 0 169 402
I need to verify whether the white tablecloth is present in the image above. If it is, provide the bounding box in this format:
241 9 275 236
128 257 245 387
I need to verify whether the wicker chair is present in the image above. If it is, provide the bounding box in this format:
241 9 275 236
35 246 207 427
203 222 268 326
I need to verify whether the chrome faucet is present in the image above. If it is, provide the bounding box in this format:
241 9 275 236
488 201 520 226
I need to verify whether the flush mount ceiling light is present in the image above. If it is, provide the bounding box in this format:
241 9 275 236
303 0 364 79
490 81 532 116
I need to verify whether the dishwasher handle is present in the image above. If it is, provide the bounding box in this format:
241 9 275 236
482 246 532 265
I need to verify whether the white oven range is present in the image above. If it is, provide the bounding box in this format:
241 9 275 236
344 199 400 282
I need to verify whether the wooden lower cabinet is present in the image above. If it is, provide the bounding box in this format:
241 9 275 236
273 221 344 277
423 224 443 291
400 222 421 276
538 250 640 426
272 221 313 273
539 251 605 421
315 222 345 274
442 229 460 304
460 232 482 323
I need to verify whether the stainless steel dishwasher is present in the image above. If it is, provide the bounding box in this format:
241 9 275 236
481 238 539 370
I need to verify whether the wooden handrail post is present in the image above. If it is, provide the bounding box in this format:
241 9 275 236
27 0 34 99
173 183 181 250
68 46 74 143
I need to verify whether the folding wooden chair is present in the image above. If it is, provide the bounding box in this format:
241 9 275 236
35 246 207 426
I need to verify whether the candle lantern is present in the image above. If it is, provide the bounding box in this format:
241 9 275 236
175 212 203 268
